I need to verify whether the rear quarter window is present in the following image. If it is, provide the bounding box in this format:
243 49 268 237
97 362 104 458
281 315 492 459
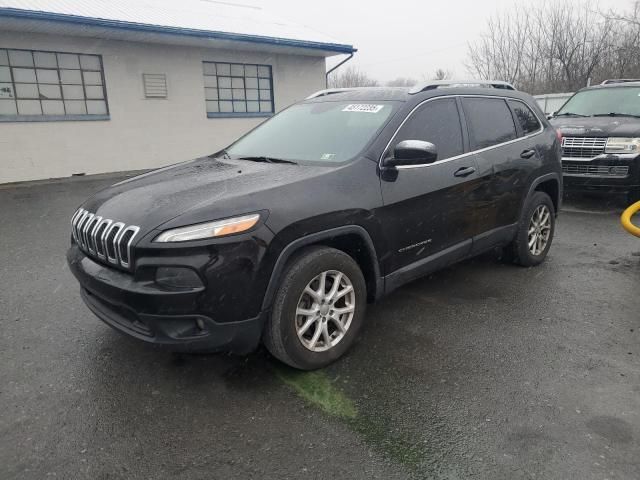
509 100 542 136
462 97 517 150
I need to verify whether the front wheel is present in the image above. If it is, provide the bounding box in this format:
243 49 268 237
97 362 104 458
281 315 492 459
508 191 556 267
263 246 367 370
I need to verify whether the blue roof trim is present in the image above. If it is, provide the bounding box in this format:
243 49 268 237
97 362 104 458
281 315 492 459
0 7 357 54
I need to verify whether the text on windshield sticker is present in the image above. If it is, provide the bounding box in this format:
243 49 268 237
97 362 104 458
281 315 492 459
342 104 384 113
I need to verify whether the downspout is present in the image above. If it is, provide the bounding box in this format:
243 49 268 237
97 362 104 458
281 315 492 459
325 53 354 88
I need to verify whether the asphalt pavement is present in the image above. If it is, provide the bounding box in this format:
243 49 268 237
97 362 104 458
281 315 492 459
1 175 639 480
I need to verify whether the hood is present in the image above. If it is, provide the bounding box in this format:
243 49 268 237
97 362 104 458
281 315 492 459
551 115 640 137
81 156 329 234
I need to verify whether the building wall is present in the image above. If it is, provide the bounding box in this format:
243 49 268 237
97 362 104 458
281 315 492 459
0 31 326 183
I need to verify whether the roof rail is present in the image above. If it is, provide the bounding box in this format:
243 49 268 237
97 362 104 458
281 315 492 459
408 79 516 94
306 88 358 99
600 79 640 85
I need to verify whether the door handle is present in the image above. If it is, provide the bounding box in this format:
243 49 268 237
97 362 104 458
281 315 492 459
454 166 476 177
520 149 536 159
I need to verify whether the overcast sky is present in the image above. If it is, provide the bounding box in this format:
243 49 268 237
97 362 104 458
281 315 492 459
263 0 631 83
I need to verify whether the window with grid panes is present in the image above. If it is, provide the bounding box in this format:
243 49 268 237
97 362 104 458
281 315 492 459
0 48 108 119
203 62 274 116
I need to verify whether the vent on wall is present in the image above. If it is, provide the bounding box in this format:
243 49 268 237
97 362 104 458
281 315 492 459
143 74 168 98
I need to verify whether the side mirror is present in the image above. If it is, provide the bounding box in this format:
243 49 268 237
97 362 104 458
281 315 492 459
382 140 438 168
547 112 556 120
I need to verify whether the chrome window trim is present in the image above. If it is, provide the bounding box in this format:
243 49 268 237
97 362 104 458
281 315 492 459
117 226 140 268
379 94 545 170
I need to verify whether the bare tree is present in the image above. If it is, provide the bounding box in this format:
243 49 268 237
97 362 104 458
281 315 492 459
432 68 452 80
466 1 639 94
605 1 640 26
327 66 379 88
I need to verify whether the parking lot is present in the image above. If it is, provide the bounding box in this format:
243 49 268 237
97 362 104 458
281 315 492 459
1 174 639 480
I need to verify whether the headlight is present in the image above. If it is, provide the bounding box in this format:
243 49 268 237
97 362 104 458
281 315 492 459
154 213 260 242
605 137 640 153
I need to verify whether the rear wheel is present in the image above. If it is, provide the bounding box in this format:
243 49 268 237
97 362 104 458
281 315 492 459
508 191 556 267
263 246 367 370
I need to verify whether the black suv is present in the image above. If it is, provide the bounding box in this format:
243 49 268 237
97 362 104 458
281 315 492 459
550 81 640 204
67 80 562 370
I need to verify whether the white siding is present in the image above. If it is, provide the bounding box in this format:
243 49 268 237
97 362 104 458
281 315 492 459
0 31 326 183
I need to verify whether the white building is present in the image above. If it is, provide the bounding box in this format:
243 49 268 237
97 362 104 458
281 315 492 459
0 0 355 183
534 92 573 116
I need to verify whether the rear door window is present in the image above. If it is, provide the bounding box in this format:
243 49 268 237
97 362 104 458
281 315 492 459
391 98 464 161
508 100 542 136
462 97 517 150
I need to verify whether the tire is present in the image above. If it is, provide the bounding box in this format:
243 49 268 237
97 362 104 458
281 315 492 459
263 246 367 370
508 191 556 267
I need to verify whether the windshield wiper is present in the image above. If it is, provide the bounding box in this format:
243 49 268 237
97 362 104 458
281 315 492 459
593 112 640 119
554 112 589 117
237 156 298 165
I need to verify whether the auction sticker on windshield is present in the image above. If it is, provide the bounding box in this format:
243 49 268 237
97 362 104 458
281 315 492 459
342 104 384 113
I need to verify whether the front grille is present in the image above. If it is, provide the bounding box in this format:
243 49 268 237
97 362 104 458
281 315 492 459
71 208 140 269
562 137 608 159
562 162 629 177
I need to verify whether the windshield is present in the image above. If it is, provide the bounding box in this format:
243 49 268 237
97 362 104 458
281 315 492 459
556 87 640 117
226 101 397 163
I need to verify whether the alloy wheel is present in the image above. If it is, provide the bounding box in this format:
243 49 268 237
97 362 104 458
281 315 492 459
528 204 552 256
295 270 356 352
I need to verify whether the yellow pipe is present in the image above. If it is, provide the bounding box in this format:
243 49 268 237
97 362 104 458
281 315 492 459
621 201 640 238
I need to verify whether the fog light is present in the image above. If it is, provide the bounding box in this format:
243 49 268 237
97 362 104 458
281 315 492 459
155 267 203 289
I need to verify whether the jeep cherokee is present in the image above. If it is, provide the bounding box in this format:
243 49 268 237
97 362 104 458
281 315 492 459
67 80 562 370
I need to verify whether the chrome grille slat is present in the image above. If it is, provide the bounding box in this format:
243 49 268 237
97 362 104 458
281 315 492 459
562 162 629 177
87 216 103 254
95 219 112 259
81 213 95 249
561 137 607 159
69 209 140 270
117 226 140 268
105 222 125 265
70 209 83 243
75 211 91 248
72 210 85 244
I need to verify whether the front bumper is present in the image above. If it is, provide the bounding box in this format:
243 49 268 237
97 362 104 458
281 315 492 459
67 245 264 353
562 154 640 192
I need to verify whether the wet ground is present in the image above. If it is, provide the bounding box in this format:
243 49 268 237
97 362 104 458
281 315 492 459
1 175 639 480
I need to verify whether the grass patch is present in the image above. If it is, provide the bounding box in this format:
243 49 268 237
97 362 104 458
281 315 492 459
274 365 431 475
274 367 357 419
